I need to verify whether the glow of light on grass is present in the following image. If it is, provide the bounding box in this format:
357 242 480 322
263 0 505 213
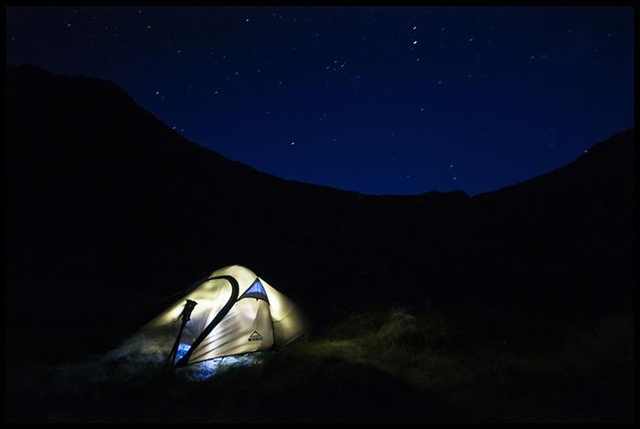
179 353 262 381
175 343 190 362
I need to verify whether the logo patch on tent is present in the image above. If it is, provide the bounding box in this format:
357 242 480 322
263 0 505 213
248 330 263 342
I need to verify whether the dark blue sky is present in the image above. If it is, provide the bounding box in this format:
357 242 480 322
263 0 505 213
6 6 634 195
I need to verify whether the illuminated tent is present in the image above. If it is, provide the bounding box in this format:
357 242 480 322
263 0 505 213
138 265 308 367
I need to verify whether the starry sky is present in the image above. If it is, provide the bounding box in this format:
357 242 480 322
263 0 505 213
6 7 634 195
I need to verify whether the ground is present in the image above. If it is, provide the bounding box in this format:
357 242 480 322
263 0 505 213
5 305 634 423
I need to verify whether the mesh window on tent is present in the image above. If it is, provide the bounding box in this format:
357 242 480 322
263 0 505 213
239 278 269 302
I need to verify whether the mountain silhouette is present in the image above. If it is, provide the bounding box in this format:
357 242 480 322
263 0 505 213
5 65 634 362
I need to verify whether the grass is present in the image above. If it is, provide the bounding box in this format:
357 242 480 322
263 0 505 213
5 307 634 423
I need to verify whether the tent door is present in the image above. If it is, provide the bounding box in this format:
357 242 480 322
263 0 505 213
175 275 240 367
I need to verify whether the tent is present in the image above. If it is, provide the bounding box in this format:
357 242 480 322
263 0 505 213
139 265 308 368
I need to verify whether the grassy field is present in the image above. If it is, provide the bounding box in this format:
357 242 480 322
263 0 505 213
5 306 634 423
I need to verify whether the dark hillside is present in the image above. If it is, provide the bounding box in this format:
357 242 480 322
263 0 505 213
4 65 634 364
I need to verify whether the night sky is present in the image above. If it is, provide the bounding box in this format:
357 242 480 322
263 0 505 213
6 7 634 195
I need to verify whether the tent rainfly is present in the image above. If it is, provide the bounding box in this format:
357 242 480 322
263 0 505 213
141 265 308 367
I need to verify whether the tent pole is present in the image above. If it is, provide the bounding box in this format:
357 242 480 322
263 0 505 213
167 299 198 368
